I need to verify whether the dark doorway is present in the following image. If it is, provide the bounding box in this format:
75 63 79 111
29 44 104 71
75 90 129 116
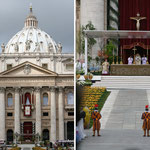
7 129 13 142
42 129 49 141
67 121 74 140
23 122 32 141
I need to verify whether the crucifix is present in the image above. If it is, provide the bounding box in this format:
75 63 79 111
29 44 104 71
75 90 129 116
132 46 137 64
130 13 146 30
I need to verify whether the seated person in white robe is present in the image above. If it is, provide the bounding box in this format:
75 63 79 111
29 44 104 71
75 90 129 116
142 55 148 65
135 53 141 65
128 56 133 65
102 59 109 74
82 62 85 70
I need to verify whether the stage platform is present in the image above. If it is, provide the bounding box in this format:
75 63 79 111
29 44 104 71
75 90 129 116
111 64 150 76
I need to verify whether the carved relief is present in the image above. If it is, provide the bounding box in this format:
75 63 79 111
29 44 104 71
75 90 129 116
0 87 5 93
36 57 40 61
24 64 31 75
1 57 5 62
111 65 150 76
15 57 19 62
50 56 54 61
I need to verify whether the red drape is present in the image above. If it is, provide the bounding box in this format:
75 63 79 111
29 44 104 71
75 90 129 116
119 0 150 63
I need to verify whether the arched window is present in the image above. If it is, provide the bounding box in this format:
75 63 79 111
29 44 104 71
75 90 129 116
43 93 48 106
25 93 31 105
7 129 13 142
8 93 13 107
42 129 49 141
67 92 74 105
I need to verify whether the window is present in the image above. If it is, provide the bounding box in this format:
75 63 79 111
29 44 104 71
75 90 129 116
42 64 48 69
68 112 74 116
7 113 13 116
7 64 12 70
42 129 49 141
66 64 74 71
7 93 13 107
43 93 48 106
43 112 48 116
67 92 74 105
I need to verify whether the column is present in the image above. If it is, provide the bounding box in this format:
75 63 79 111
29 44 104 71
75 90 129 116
0 88 5 140
50 87 56 142
35 87 41 135
64 121 67 140
58 87 64 140
85 36 88 74
14 87 20 134
81 0 105 58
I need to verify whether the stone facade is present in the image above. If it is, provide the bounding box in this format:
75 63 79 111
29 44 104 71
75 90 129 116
0 7 74 143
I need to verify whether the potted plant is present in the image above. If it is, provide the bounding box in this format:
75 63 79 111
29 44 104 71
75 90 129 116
76 74 80 79
84 74 88 80
88 72 93 80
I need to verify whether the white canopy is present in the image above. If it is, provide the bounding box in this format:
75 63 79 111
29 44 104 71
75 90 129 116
84 30 150 39
84 30 150 74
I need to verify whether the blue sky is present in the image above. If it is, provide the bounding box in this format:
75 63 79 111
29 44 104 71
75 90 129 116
0 0 74 53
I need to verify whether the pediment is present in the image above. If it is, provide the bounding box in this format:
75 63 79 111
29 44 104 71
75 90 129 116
0 61 58 77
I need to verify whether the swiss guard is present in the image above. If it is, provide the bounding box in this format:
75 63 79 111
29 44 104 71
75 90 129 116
141 105 150 137
91 104 102 136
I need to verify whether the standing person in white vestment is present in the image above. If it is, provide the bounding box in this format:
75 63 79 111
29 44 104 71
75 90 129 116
128 56 133 65
142 54 147 64
135 53 141 65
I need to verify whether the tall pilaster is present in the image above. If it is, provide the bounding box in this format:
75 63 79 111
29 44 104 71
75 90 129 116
14 87 20 134
58 87 64 140
80 0 105 58
0 87 5 140
50 87 56 142
50 56 55 71
35 87 41 135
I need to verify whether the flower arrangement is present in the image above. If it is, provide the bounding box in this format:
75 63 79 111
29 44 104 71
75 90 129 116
80 87 106 112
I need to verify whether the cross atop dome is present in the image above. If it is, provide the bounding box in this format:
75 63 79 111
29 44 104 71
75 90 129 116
30 3 32 13
24 5 38 28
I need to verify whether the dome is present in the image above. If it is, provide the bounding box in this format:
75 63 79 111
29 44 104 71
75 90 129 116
4 6 62 54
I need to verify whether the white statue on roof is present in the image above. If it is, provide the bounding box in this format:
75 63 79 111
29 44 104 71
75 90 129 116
25 40 31 51
48 43 54 53
14 42 19 52
35 42 40 52
57 43 62 54
1 43 5 53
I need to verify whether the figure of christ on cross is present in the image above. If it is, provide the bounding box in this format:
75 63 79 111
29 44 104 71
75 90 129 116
130 13 146 30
